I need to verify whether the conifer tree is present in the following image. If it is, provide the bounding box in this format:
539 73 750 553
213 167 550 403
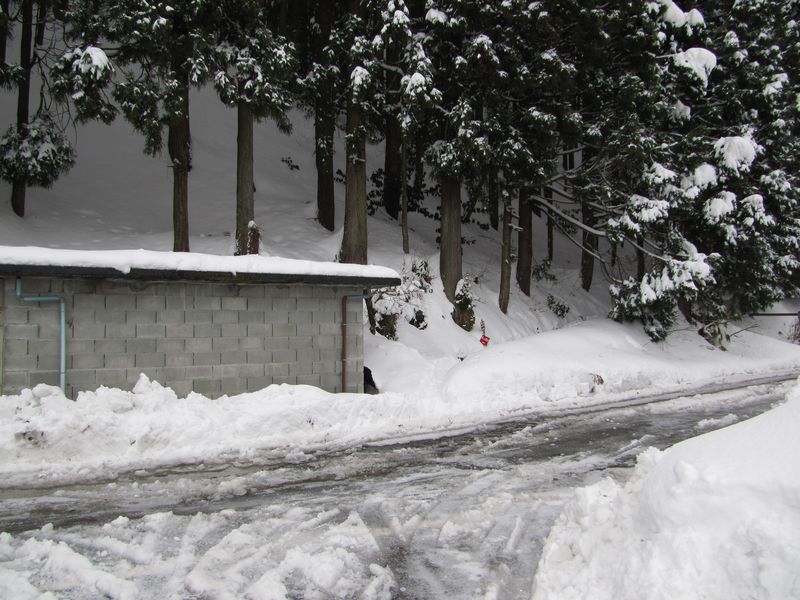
338 0 384 265
297 1 344 232
210 1 296 255
60 0 218 252
1 1 76 217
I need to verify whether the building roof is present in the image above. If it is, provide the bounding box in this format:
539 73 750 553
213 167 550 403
0 246 401 288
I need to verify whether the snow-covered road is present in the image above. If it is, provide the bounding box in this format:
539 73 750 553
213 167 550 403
0 380 791 599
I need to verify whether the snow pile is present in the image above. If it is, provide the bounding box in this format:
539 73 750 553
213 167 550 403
0 245 399 280
2 320 799 488
0 507 395 600
532 381 800 600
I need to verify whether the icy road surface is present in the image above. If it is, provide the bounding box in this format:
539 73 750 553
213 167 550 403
0 380 791 600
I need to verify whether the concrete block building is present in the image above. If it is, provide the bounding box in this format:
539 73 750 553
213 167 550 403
0 247 399 398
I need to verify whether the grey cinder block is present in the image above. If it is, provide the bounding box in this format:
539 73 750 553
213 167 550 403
166 323 194 338
127 338 157 354
221 297 247 311
166 354 193 367
135 352 166 368
185 338 212 353
136 323 167 338
272 322 297 337
105 354 136 369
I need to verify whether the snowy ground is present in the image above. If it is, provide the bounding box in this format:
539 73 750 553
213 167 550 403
3 89 800 598
0 380 792 600
533 382 800 600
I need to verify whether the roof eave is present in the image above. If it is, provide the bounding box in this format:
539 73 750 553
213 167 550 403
0 264 401 289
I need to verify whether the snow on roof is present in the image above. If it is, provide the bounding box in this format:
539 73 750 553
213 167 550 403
0 245 400 285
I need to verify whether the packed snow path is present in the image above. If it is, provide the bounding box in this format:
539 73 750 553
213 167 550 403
0 380 792 599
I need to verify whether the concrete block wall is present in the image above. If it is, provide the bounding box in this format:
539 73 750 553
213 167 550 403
0 277 365 398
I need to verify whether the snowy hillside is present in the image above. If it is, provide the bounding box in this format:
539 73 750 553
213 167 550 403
1 88 799 396
0 86 610 386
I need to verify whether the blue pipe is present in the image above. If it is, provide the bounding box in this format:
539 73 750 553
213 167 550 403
15 278 66 392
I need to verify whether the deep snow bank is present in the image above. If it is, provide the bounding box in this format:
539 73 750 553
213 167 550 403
532 381 800 600
2 320 800 488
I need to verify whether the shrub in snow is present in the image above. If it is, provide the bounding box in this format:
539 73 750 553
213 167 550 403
533 260 557 283
452 277 476 332
371 259 432 340
0 117 75 187
546 294 570 319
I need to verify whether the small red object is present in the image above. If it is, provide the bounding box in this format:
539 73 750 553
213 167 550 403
480 335 490 346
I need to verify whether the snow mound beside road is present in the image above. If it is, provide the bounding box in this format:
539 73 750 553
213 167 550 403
2 320 800 489
532 380 800 600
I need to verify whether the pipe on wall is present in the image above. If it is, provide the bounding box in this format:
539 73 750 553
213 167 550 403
15 278 67 392
340 291 369 393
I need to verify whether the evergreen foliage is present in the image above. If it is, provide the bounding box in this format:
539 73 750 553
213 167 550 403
3 0 797 341
0 116 74 186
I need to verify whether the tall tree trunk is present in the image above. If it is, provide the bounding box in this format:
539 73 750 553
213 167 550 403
487 169 499 230
499 199 513 313
314 101 335 232
311 0 335 232
235 99 254 255
400 137 409 254
341 99 367 264
383 34 401 220
412 135 424 209
384 113 401 219
168 50 191 253
10 0 33 218
0 0 9 64
516 188 532 296
637 235 646 280
581 203 597 291
34 0 46 46
439 174 462 302
547 212 554 262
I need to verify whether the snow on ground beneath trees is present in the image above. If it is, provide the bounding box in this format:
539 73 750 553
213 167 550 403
2 319 799 489
532 377 800 600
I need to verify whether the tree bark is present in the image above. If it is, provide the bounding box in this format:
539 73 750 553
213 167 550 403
637 234 646 280
341 99 368 264
10 0 33 218
384 113 401 219
314 103 335 232
487 169 499 230
412 135 424 209
439 174 462 302
235 99 254 255
34 0 46 46
581 203 597 291
400 137 409 254
168 49 191 253
547 212 554 261
499 200 513 313
311 0 335 232
1 0 11 64
516 188 532 296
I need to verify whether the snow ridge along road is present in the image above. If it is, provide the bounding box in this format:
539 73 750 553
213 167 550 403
0 376 792 532
0 378 791 599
